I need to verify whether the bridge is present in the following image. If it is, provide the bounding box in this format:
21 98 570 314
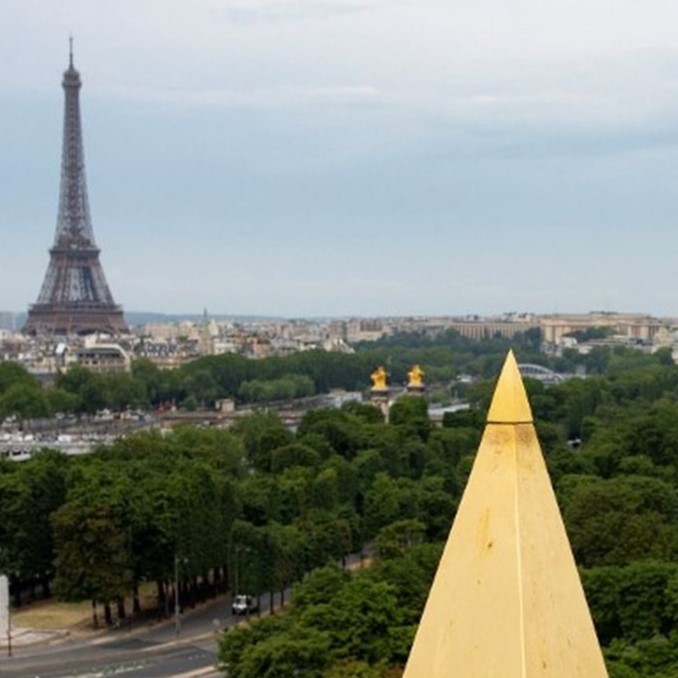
518 363 566 384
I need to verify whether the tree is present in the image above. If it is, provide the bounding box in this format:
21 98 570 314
0 381 49 420
54 365 106 414
185 369 219 408
12 452 69 594
0 362 35 393
299 576 406 664
363 474 404 538
294 510 352 570
52 501 133 627
292 566 351 609
341 401 385 424
270 443 321 473
389 396 431 441
230 626 332 678
267 523 305 606
233 413 294 472
324 660 382 678
297 409 367 459
561 475 678 567
369 543 443 625
238 375 315 404
131 358 167 406
375 519 426 559
103 373 146 410
46 387 81 415
229 520 269 598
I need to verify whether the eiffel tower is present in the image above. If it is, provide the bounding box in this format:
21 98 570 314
24 42 127 336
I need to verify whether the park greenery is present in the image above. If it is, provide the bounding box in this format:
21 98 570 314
1 331 678 675
1 328 670 420
0 329 545 418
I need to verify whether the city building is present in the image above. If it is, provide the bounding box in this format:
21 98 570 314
539 312 661 345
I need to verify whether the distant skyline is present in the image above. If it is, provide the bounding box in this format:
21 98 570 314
3 1 678 317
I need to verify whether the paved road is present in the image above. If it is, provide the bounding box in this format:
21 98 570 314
0 553 368 677
0 636 217 677
0 589 292 677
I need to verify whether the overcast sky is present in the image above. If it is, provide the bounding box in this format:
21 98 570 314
3 0 678 317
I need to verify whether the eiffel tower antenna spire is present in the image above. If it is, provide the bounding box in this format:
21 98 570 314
23 47 127 336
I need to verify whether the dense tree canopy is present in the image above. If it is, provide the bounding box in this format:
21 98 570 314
3 335 678 675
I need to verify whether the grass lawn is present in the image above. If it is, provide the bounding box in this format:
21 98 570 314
13 599 92 630
12 584 159 631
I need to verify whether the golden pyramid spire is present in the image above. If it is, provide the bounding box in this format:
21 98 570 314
403 351 608 677
487 349 533 423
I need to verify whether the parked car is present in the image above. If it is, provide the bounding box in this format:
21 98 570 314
231 594 258 615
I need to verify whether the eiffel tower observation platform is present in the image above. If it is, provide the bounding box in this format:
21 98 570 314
24 303 127 337
24 42 127 337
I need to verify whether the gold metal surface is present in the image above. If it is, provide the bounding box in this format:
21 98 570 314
407 364 424 388
370 366 388 391
486 350 533 423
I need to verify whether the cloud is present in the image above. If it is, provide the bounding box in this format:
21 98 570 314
5 0 678 132
214 0 374 24
102 83 381 110
7 0 678 315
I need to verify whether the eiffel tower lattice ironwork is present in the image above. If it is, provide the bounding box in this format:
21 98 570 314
24 43 127 336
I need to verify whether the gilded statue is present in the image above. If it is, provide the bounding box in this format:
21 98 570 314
371 366 388 390
408 364 424 388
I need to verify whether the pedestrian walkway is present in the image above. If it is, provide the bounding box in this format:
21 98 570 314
0 626 69 649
